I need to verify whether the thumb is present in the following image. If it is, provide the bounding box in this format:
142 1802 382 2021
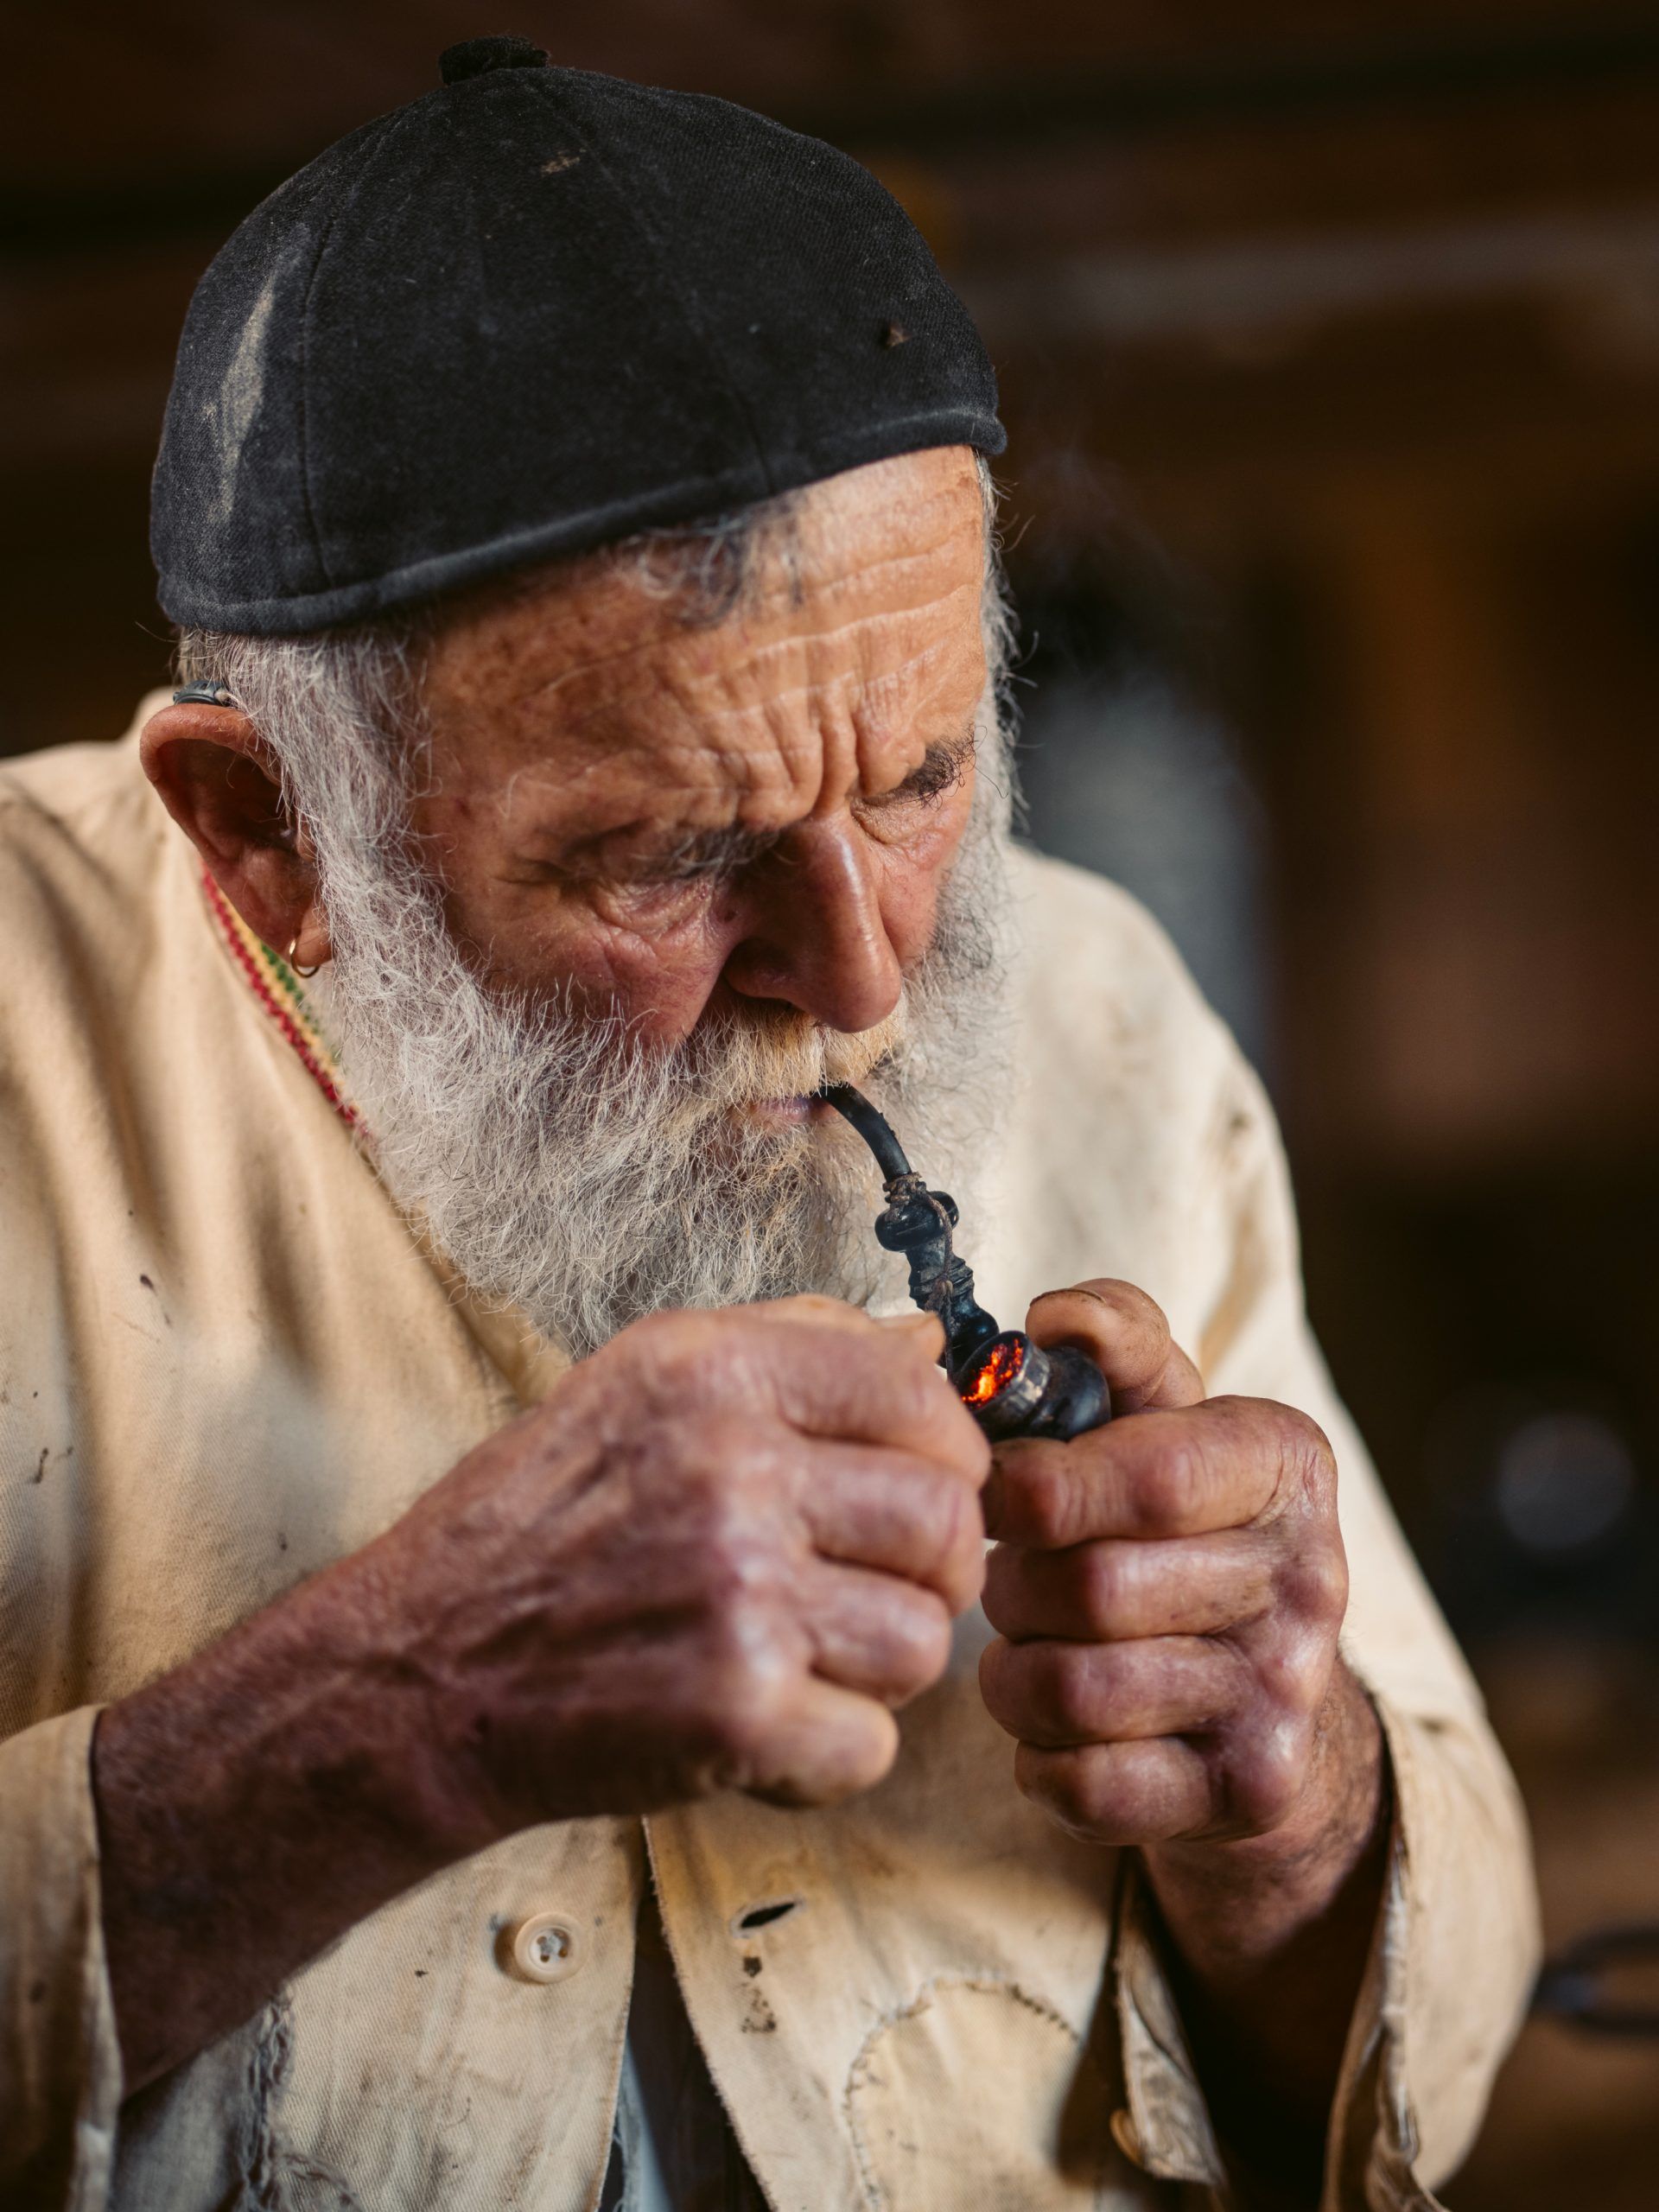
1024 1279 1204 1414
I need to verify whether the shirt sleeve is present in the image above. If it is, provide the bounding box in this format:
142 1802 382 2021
1109 1041 1540 2209
0 1705 123 2210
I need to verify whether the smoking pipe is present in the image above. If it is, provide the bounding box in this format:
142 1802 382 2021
818 1084 1110 1442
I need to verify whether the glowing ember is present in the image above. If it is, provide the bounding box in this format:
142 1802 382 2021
963 1336 1025 1406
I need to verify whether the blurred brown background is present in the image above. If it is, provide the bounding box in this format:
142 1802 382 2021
6 3 1658 2198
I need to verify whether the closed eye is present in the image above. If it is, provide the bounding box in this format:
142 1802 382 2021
502 821 779 891
859 729 975 813
514 728 974 893
610 823 783 887
602 735 972 880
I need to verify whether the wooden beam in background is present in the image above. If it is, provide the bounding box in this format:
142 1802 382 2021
4 13 1658 252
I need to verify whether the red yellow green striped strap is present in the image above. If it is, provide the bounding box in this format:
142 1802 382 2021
200 868 359 1130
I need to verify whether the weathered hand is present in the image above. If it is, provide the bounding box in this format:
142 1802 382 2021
976 1280 1387 2183
95 1295 988 2089
373 1296 990 1833
977 1280 1352 1848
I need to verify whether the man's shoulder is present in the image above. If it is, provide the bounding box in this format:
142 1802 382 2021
1006 843 1231 1080
0 700 172 928
0 694 167 851
0 703 185 1121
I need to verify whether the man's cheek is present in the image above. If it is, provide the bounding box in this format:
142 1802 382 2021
476 895 739 1046
871 832 961 972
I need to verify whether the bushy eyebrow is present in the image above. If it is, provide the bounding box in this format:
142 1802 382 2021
646 821 783 879
556 726 976 885
859 725 976 810
660 729 976 874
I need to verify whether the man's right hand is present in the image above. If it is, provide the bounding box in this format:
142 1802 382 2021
93 1298 987 2090
361 1298 989 1830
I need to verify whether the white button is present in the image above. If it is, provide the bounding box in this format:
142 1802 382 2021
501 1912 582 1985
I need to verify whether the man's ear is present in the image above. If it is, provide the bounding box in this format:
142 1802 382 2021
140 702 331 969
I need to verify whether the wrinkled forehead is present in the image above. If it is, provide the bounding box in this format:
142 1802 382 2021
414 447 989 833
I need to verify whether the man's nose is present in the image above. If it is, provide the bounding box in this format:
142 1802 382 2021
722 819 903 1036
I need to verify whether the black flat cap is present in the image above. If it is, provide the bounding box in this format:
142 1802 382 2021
151 37 1004 635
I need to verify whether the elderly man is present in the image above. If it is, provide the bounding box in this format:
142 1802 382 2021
1 36 1534 2212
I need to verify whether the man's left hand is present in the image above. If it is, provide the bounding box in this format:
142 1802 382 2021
978 1278 1363 1851
978 1279 1389 2183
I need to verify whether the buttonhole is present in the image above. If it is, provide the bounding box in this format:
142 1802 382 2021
733 1897 802 1936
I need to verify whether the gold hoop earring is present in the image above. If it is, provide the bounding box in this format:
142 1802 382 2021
284 937 322 980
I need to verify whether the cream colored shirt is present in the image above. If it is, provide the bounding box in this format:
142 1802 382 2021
0 704 1538 2210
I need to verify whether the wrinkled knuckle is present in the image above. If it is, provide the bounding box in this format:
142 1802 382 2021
672 1412 750 1491
1249 1617 1330 1716
695 1515 790 1637
702 1548 784 1636
1142 1438 1205 1532
1281 1409 1337 1501
892 1598 954 1698
696 1587 749 1667
1273 1643 1331 1719
1222 1713 1312 1832
1079 1542 1133 1630
1019 1746 1099 1834
701 1645 791 1766
976 1638 1020 1729
690 1485 771 1588
628 1308 733 1399
1291 1540 1350 1630
1016 1459 1075 1547
1030 1649 1095 1739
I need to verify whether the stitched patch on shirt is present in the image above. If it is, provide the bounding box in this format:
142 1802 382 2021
844 1976 1113 2209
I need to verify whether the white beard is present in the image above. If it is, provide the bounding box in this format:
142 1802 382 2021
304 772 1017 1359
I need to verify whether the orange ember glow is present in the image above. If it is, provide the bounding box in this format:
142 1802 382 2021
963 1337 1025 1406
